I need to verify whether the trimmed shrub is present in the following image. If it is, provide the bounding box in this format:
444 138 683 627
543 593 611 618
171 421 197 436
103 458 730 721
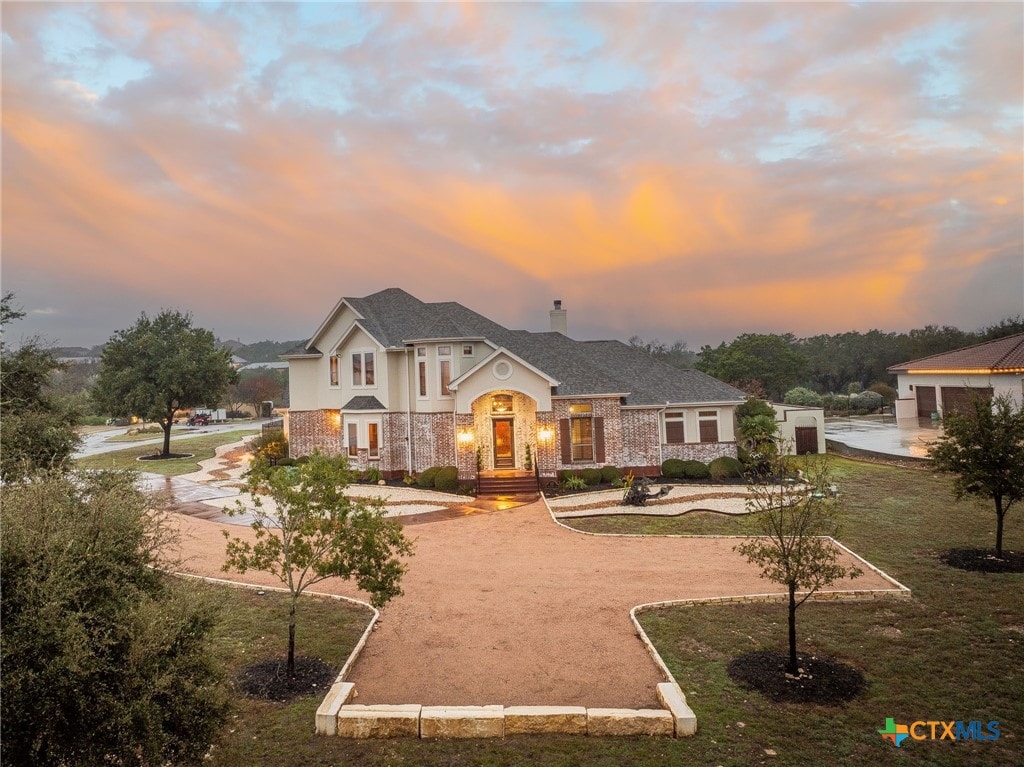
682 460 711 480
434 466 459 492
708 455 744 480
363 466 383 484
276 457 297 467
600 465 622 485
247 429 288 465
580 467 602 486
563 474 587 490
850 390 883 411
661 458 686 479
416 466 440 488
868 382 898 405
847 382 863 394
783 387 823 407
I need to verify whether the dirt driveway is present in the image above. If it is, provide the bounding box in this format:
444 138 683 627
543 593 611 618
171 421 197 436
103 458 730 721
166 499 897 709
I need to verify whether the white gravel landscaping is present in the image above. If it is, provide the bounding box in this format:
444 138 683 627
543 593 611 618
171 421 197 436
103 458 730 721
546 484 753 518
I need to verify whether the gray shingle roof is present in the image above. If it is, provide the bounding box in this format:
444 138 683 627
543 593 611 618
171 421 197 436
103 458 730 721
315 288 746 406
342 396 386 410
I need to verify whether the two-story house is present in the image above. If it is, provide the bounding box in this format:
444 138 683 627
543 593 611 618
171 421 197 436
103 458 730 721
283 288 747 484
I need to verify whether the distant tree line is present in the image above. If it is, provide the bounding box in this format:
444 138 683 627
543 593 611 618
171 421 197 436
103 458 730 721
631 316 1024 401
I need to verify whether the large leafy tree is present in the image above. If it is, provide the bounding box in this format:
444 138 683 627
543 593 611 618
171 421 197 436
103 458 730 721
0 292 80 480
736 457 862 675
95 310 236 457
697 333 808 400
928 393 1024 559
223 454 413 676
1 469 229 766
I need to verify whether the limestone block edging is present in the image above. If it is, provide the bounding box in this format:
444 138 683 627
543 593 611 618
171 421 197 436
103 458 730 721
585 708 674 737
504 706 588 735
420 705 504 739
336 704 422 738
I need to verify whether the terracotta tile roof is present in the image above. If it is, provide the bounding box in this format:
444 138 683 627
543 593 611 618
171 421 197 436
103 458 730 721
887 333 1024 373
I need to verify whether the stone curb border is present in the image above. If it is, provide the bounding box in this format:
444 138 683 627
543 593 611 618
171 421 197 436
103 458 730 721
318 699 696 738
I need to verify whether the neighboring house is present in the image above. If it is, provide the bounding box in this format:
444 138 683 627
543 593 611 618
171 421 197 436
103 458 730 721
283 288 747 482
888 332 1024 421
771 404 826 455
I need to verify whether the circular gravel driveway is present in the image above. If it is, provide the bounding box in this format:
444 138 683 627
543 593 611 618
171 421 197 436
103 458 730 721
166 498 896 709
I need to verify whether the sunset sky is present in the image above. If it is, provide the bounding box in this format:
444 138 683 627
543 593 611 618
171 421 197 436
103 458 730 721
3 2 1022 349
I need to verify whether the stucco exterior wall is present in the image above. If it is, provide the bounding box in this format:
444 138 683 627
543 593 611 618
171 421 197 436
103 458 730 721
896 372 1023 410
454 352 553 414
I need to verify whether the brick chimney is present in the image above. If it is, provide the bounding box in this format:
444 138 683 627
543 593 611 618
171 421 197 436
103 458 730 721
549 300 568 335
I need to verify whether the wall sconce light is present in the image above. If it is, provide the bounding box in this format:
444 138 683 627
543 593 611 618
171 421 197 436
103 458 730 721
537 427 554 443
458 428 475 444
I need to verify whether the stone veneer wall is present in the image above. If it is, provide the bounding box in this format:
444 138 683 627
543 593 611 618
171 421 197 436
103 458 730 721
288 409 342 457
661 441 737 463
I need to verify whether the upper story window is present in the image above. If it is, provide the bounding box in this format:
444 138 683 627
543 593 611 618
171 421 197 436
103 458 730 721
438 346 452 397
462 344 474 356
352 351 375 387
664 411 685 444
569 403 594 462
416 347 427 398
329 355 339 387
698 409 719 443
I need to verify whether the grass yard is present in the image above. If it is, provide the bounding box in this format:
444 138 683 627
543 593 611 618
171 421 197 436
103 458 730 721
201 458 1022 766
75 430 258 476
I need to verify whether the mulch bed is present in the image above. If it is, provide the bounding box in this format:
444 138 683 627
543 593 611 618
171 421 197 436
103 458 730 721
235 656 337 703
727 649 865 705
939 548 1024 574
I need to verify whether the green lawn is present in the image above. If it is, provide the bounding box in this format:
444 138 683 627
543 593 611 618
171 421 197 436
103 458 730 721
201 458 1022 766
75 430 258 476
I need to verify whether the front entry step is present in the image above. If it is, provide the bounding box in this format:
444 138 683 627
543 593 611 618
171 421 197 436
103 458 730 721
477 474 540 496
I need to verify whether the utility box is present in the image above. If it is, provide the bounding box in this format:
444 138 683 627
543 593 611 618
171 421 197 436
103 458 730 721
261 401 274 419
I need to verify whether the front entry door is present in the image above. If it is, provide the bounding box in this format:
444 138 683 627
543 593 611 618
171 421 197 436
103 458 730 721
492 418 515 469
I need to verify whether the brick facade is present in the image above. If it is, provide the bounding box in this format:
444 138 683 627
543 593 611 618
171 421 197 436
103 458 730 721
620 409 662 471
288 409 342 457
289 401 737 479
410 412 457 472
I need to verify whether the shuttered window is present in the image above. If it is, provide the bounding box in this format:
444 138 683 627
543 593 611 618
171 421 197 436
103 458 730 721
698 410 719 443
665 411 685 443
559 404 605 463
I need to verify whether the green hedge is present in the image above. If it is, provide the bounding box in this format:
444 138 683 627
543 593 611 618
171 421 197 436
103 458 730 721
434 466 459 492
416 467 440 488
600 465 622 484
681 460 710 480
708 455 744 480
580 467 602 486
661 458 686 479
